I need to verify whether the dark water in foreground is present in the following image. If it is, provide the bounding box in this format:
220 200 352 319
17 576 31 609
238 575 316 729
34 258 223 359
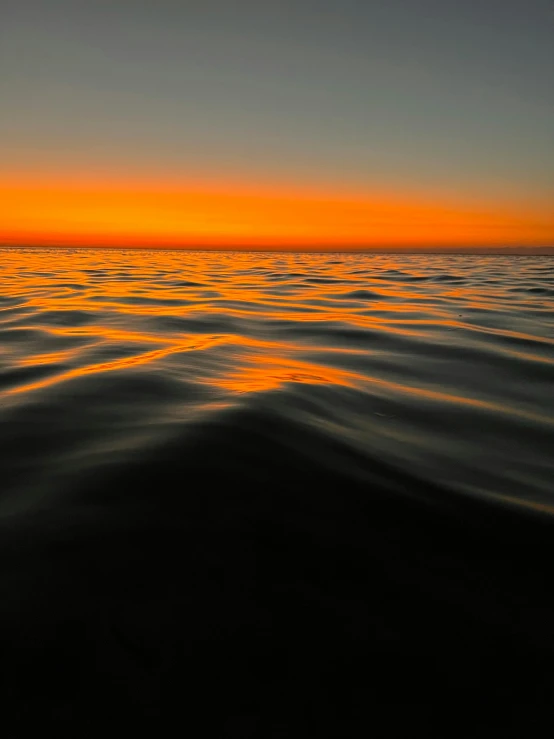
1 248 553 733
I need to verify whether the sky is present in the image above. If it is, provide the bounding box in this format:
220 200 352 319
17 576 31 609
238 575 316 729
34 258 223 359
1 0 553 250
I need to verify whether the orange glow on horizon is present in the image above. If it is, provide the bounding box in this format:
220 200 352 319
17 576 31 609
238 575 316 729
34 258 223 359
1 175 553 250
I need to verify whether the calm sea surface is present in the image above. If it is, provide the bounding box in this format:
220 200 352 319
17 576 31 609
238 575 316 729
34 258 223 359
1 248 552 511
1 247 554 729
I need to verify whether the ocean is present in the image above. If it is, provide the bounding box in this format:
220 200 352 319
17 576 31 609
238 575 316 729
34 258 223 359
1 247 553 733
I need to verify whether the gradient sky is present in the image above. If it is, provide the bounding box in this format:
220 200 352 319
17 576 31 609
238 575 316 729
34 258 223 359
1 0 553 250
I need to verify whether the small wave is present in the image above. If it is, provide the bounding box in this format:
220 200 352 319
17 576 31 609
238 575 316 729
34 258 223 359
36 309 96 327
339 289 382 300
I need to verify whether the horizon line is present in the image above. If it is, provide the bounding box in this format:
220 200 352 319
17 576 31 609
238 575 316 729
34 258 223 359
2 244 553 255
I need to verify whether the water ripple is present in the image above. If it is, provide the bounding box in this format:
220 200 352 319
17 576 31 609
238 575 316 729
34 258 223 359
0 248 553 512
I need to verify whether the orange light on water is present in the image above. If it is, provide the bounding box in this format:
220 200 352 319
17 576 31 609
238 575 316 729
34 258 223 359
1 175 553 249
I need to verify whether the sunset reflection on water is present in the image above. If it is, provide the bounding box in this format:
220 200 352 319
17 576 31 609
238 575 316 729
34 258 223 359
1 247 553 509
